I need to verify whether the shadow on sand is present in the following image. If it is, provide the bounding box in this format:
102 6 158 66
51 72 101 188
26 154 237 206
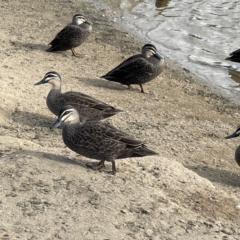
185 164 240 188
8 149 112 174
11 110 55 128
75 76 141 92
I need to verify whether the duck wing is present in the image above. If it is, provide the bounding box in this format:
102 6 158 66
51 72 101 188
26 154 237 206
48 24 80 46
101 54 154 82
60 92 120 111
100 122 143 148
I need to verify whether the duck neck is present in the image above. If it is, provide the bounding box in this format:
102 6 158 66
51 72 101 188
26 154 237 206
80 22 92 32
64 118 83 132
49 82 61 97
46 83 62 115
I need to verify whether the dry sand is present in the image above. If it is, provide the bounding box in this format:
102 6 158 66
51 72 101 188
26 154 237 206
0 0 240 239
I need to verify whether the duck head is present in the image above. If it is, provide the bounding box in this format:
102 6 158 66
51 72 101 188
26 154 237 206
142 44 164 60
225 125 240 139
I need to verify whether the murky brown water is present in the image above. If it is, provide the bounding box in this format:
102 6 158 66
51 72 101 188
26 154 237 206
99 0 240 100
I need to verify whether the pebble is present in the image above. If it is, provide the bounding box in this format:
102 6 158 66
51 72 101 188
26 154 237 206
126 221 135 229
236 205 240 210
89 226 99 234
114 224 121 229
221 227 234 235
89 194 100 205
145 229 153 237
120 209 127 214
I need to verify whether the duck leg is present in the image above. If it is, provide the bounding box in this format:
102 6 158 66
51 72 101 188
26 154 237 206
111 160 117 175
139 84 145 93
86 160 105 170
94 160 105 169
96 160 105 168
127 85 133 91
71 48 79 57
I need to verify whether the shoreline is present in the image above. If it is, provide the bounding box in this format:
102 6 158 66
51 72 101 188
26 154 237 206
0 0 240 239
95 0 240 106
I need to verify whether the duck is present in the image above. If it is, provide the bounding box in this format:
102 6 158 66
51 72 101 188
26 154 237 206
50 105 158 174
46 14 92 57
225 49 240 63
34 71 122 121
100 44 164 93
225 125 240 166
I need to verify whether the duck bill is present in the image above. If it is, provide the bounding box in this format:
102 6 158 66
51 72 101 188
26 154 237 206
34 78 45 86
155 52 164 60
85 20 92 25
50 118 63 130
225 132 239 139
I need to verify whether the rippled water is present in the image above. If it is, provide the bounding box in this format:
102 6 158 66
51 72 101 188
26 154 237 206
100 0 240 100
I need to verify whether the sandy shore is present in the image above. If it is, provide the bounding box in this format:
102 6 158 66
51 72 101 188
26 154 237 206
0 0 240 239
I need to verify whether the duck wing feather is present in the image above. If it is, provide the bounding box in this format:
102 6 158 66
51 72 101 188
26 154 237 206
48 24 81 46
60 92 120 111
99 123 144 148
101 54 155 83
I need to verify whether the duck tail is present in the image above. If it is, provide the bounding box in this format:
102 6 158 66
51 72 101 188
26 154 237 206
142 145 159 156
46 46 54 52
100 75 121 83
132 145 158 157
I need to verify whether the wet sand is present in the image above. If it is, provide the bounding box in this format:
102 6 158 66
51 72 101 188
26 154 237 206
0 0 240 239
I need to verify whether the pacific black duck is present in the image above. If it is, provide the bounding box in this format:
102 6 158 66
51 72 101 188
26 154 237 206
225 49 240 63
50 105 158 174
225 125 240 166
46 14 92 57
100 44 164 93
34 71 122 121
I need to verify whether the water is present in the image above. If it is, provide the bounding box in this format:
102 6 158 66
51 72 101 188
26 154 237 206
99 0 240 101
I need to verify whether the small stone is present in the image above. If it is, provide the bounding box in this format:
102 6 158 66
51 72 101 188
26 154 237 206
236 205 240 210
140 208 149 214
115 224 121 229
89 226 99 234
89 194 100 205
145 229 154 237
126 221 135 229
120 209 127 214
222 227 234 235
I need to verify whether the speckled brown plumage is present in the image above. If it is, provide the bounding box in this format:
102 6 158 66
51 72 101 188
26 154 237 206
50 105 158 174
46 14 92 56
35 72 122 121
101 44 164 93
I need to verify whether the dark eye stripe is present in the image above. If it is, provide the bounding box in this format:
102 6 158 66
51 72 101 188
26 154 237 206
74 15 85 20
45 73 59 78
147 47 156 53
60 110 73 119
144 44 156 49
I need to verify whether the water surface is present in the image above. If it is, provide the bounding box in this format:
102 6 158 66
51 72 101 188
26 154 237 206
101 0 240 101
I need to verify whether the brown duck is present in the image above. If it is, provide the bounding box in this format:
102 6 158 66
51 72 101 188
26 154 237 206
50 105 158 174
35 71 122 121
46 14 92 57
100 44 164 93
